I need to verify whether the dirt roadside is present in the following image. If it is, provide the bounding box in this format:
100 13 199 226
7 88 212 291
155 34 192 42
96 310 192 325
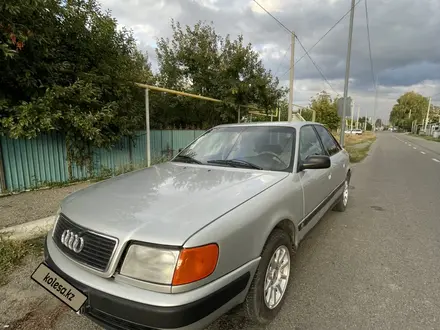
0 252 100 330
0 182 91 229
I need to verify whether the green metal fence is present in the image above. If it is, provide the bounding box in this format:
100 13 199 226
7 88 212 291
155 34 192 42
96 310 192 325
0 130 205 193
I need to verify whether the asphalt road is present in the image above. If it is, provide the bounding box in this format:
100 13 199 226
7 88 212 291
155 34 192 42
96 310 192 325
395 133 440 158
5 132 440 330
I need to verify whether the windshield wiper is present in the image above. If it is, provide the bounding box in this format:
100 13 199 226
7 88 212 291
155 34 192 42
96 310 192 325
207 159 262 170
173 155 203 164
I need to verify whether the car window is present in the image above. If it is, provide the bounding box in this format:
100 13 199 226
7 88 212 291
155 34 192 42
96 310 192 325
189 129 240 157
314 125 342 156
299 125 325 162
175 126 296 172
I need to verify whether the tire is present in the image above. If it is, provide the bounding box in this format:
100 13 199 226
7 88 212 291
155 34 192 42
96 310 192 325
333 176 350 212
244 229 294 324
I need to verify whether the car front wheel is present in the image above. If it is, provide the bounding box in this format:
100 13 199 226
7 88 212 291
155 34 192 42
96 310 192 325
333 177 349 212
243 229 294 324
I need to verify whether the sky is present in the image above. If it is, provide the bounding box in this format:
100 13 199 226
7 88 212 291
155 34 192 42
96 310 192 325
100 0 440 123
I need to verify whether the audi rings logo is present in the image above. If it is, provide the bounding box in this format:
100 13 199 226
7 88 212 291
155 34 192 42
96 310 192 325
60 230 85 253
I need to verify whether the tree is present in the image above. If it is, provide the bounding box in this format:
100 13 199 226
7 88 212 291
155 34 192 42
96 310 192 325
375 118 382 128
0 0 151 168
1 4 288 166
0 1 39 58
301 109 319 122
359 117 373 131
153 20 287 128
389 92 430 129
305 91 340 130
357 117 372 130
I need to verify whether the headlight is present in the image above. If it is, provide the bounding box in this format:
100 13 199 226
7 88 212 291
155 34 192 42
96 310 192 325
120 243 219 286
120 245 180 285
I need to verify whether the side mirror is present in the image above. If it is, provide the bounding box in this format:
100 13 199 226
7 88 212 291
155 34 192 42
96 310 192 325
299 155 331 171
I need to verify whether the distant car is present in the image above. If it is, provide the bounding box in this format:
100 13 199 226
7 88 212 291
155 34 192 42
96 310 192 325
345 129 363 135
35 122 352 330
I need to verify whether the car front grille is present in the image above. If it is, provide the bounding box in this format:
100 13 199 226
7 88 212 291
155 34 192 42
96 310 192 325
53 214 118 272
86 308 155 330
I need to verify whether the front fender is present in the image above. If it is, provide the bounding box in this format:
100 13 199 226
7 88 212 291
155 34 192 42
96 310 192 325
184 173 303 283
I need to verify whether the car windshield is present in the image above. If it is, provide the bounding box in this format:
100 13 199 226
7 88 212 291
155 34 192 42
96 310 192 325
173 126 296 172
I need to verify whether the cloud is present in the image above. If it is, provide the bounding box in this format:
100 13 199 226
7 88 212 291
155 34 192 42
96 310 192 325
100 0 440 121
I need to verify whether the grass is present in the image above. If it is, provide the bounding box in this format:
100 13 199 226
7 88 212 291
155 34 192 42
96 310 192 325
332 131 377 163
345 142 375 163
0 235 46 285
409 133 440 142
0 178 85 197
344 131 376 145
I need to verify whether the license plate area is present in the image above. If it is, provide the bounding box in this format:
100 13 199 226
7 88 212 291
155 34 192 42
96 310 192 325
31 263 87 312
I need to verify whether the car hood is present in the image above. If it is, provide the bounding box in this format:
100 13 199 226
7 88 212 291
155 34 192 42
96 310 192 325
61 162 288 246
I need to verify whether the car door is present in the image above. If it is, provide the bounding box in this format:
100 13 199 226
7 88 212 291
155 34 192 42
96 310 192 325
297 125 332 235
313 125 347 191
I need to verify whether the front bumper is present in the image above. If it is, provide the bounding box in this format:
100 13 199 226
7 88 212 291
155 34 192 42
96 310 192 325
44 235 258 330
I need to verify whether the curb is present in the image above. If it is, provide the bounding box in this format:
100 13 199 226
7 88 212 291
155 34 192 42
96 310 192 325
0 216 55 241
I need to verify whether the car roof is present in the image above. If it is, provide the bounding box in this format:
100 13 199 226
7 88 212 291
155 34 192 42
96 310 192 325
214 121 324 129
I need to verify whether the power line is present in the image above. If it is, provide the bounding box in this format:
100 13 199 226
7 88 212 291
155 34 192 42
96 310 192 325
252 0 341 96
273 46 289 77
252 0 293 35
279 0 363 77
295 36 341 96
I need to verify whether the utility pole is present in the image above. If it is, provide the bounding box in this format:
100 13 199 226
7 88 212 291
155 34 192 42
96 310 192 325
364 107 368 131
339 0 356 146
356 104 360 129
288 32 295 122
350 100 354 131
278 101 281 121
424 97 432 132
372 81 379 132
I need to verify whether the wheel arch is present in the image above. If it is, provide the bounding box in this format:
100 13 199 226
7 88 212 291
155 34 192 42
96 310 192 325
260 218 298 256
